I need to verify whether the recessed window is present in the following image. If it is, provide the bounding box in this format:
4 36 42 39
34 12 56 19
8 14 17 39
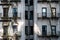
51 7 56 17
3 26 8 35
12 25 17 33
3 8 8 17
25 26 33 35
30 0 33 5
42 25 47 36
30 11 33 20
51 25 56 35
25 0 28 3
25 11 28 20
42 7 47 17
13 8 17 17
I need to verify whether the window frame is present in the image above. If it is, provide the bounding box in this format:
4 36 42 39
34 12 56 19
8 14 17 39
51 7 56 17
51 25 56 35
12 25 17 33
13 8 17 17
42 7 47 17
3 8 9 17
42 25 47 36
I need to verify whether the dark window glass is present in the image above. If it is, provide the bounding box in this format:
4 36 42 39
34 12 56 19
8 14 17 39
13 8 17 17
25 11 28 19
51 25 56 35
51 8 56 17
3 8 8 17
30 11 33 20
12 25 17 33
42 25 47 36
10 0 21 2
30 0 33 5
42 7 47 17
3 26 8 35
25 26 33 35
29 26 33 35
25 0 28 3
25 26 28 35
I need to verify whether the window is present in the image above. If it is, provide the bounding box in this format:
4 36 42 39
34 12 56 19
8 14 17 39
42 7 47 17
25 11 33 20
3 26 8 35
42 25 47 36
25 26 28 35
25 11 28 19
51 8 56 17
12 25 17 33
30 0 33 5
30 11 33 20
42 0 47 1
25 39 33 40
3 8 8 17
29 26 33 35
25 26 33 35
51 25 56 35
25 0 28 4
13 8 17 17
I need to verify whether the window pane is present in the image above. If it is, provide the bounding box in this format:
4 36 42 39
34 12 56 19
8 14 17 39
25 11 28 19
29 26 33 35
30 0 33 5
25 0 28 3
3 8 8 17
12 25 17 33
3 26 8 35
43 9 46 12
30 11 33 20
13 8 17 17
51 25 56 35
25 26 28 35
42 7 47 17
51 8 56 17
42 25 47 36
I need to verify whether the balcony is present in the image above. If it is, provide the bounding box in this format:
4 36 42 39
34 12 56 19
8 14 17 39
38 0 59 3
37 13 60 19
37 33 59 38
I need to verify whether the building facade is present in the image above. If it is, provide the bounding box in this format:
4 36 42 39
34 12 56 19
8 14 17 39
0 0 60 40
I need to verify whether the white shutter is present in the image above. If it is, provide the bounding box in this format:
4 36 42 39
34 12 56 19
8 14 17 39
0 6 3 17
8 6 13 17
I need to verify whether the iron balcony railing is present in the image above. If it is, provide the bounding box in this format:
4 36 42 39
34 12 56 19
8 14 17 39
37 13 60 19
38 0 59 3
